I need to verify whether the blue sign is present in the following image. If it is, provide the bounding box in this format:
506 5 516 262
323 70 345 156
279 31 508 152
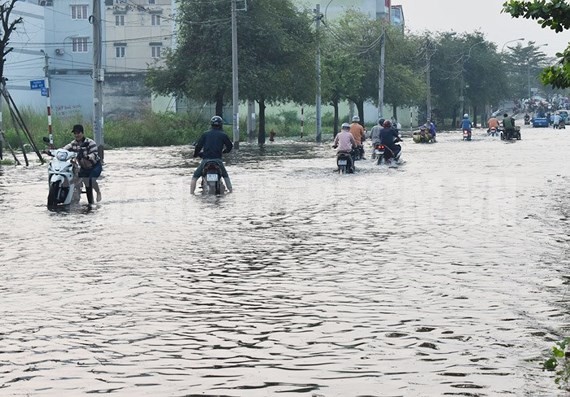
30 79 45 90
41 88 48 96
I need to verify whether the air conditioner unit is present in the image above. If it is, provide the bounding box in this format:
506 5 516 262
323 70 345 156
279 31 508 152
55 48 64 56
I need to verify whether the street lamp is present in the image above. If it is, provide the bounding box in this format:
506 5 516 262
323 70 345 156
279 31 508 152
527 43 548 98
460 40 485 117
501 37 525 53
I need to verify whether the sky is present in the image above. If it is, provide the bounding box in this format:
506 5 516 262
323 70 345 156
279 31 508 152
395 0 569 58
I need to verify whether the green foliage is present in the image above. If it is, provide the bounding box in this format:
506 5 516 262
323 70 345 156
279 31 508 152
503 0 570 88
1 109 209 149
543 337 570 391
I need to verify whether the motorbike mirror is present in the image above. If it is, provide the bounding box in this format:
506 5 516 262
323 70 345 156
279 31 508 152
42 137 50 143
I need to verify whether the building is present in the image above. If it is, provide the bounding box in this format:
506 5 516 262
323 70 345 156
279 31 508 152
4 1 176 123
4 1 46 114
103 0 175 118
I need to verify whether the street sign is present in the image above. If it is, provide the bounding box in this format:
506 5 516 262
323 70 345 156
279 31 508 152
30 79 45 90
41 88 48 96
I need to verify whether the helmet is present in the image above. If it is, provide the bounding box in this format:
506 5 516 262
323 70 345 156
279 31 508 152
463 113 469 118
378 118 385 126
341 122 350 130
211 115 223 127
383 120 392 128
352 116 360 122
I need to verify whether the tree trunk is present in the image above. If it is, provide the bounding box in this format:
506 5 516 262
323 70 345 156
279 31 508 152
356 101 364 126
333 99 339 138
392 104 398 121
258 99 266 146
215 91 224 117
473 105 478 127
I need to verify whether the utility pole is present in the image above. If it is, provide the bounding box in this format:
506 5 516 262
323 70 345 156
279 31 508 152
42 50 53 145
92 0 104 160
378 25 385 119
231 0 240 149
425 38 431 123
315 4 322 143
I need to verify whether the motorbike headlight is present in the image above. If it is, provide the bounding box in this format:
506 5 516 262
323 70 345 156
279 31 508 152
56 151 69 161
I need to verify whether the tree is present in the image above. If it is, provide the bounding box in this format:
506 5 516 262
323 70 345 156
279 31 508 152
146 0 315 144
503 0 570 88
0 0 22 82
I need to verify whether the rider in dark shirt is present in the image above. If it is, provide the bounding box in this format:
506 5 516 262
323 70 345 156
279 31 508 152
379 120 402 159
190 115 233 194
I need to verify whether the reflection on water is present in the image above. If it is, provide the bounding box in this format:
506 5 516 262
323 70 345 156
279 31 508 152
0 128 569 396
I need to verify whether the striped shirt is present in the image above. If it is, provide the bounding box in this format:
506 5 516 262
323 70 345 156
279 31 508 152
63 137 100 163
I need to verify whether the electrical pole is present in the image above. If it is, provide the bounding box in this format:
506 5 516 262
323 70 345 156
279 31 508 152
315 4 322 143
42 51 53 145
426 38 431 123
231 0 240 149
378 25 385 119
92 0 104 160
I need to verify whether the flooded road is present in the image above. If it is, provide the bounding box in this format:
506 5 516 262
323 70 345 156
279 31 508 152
1 125 569 396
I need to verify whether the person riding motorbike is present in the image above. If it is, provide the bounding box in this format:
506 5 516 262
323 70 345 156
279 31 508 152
502 113 515 140
349 115 366 160
460 113 472 133
190 115 233 194
333 122 357 172
370 118 385 146
487 116 500 135
428 120 437 142
379 120 402 160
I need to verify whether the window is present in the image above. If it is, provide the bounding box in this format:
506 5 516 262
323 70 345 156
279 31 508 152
115 46 126 58
115 15 124 26
151 46 161 58
149 0 155 3
71 5 89 20
151 14 160 26
72 37 88 53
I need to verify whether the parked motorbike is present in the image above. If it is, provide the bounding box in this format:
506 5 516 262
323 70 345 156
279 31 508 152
462 129 472 141
200 160 226 195
336 152 354 174
44 145 81 208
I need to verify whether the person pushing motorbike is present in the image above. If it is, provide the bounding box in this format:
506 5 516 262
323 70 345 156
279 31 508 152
62 124 102 204
190 115 233 195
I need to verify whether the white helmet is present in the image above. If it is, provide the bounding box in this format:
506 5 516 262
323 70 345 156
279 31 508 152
463 113 469 118
352 116 360 122
341 122 350 130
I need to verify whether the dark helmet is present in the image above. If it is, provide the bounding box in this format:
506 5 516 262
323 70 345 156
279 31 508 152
378 118 385 126
211 115 223 127
383 120 392 128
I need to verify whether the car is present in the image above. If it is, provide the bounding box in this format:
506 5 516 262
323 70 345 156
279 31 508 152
532 116 549 128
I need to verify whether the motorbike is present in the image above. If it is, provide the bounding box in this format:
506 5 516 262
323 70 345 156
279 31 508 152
487 127 499 137
374 143 401 165
200 160 226 195
336 151 354 174
462 129 472 141
500 126 522 141
524 115 530 125
44 147 81 208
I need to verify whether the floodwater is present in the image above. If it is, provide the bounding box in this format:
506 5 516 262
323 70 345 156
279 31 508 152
1 125 569 397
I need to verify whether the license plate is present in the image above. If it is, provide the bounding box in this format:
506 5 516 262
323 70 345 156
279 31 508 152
374 149 384 154
338 159 347 165
206 173 219 182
